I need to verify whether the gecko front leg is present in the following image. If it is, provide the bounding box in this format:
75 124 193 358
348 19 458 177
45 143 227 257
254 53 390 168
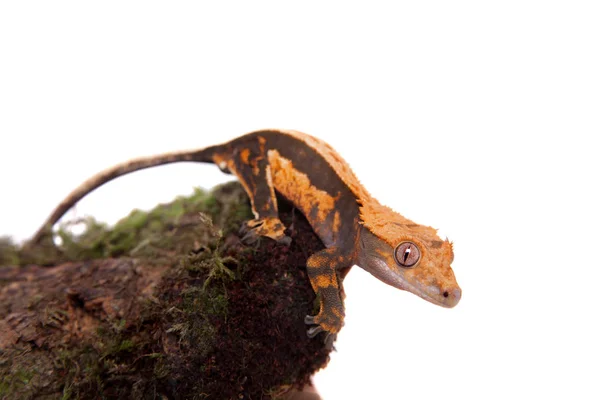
304 247 352 345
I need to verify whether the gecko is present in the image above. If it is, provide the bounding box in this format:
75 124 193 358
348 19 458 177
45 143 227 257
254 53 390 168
29 129 461 342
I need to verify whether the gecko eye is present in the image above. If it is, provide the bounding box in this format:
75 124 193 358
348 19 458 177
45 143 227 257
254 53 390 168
394 242 420 268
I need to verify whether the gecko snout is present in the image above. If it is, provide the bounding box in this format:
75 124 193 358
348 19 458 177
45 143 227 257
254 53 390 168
441 287 461 307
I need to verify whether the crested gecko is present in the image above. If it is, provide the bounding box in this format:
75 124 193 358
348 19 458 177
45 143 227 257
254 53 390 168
29 129 461 342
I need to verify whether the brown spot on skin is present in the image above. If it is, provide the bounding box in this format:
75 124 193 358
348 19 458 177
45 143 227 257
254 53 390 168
268 149 336 227
251 156 263 176
258 135 266 154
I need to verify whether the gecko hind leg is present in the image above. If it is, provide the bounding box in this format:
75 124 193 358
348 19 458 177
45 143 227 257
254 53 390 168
226 147 291 245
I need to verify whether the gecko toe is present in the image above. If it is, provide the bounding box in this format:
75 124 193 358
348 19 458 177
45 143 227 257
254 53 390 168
324 333 337 351
239 219 263 236
307 325 324 338
304 315 316 325
277 235 292 246
241 231 260 245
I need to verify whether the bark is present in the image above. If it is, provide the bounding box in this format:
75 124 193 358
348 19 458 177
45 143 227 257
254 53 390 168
0 182 330 399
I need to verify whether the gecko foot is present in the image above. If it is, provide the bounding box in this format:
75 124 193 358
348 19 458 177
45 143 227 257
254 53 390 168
239 217 291 245
305 314 339 350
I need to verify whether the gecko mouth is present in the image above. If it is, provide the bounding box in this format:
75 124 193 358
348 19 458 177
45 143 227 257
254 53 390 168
398 276 458 308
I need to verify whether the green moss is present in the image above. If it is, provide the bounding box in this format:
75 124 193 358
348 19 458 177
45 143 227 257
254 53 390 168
0 237 20 266
0 347 55 399
181 212 241 288
56 217 109 261
50 322 139 398
11 182 252 267
115 339 134 353
0 368 33 396
152 357 170 380
160 283 229 360
181 286 229 319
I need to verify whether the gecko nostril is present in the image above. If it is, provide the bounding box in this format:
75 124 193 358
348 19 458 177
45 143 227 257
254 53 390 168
443 291 449 298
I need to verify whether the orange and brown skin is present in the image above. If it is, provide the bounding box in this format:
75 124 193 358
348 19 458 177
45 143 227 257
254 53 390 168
29 129 461 342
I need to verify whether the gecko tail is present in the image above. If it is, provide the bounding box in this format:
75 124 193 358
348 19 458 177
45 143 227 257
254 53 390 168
27 145 221 247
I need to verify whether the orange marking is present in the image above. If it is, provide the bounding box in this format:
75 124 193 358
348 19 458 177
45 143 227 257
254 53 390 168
212 153 227 168
267 149 336 227
331 307 343 318
333 211 341 234
240 148 251 165
308 254 326 267
318 320 340 334
315 274 336 288
275 129 443 249
254 216 286 240
277 129 372 202
265 165 278 212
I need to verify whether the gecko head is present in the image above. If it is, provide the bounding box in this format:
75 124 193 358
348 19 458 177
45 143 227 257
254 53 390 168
357 222 461 308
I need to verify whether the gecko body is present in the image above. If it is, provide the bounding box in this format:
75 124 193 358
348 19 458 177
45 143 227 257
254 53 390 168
30 129 461 340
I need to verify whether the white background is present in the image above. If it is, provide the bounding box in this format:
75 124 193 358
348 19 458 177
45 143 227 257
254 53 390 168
1 2 599 399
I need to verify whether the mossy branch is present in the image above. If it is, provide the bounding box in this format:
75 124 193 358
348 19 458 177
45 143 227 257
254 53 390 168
0 182 329 399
